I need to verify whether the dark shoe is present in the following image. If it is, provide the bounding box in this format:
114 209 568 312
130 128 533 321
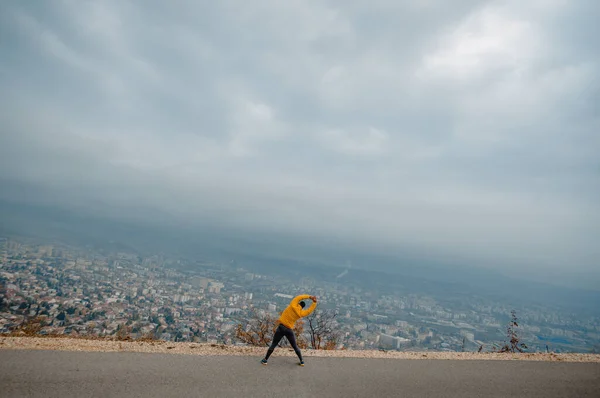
261 358 268 365
299 360 305 366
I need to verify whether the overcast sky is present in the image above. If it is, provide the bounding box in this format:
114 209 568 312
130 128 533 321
1 0 598 283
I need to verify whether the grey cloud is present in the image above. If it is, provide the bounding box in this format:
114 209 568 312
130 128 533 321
0 0 599 286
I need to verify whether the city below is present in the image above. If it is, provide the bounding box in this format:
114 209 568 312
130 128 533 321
1 236 598 353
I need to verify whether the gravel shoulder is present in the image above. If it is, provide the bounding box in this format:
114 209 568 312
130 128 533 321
2 336 599 362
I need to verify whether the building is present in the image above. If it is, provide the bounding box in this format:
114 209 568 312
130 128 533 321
378 333 411 350
208 282 224 294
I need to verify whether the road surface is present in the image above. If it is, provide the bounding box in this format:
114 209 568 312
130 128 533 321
0 350 598 397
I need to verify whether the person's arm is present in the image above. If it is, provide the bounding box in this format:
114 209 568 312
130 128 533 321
290 294 311 315
300 297 318 317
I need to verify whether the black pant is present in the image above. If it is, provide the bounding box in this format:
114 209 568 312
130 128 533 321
264 324 302 361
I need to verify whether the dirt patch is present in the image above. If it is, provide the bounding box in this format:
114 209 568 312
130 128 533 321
1 337 599 362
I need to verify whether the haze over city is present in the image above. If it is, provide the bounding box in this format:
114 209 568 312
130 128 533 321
1 0 599 292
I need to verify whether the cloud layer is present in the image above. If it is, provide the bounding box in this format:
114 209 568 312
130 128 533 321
1 0 599 283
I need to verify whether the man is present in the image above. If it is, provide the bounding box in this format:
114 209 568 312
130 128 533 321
261 294 317 366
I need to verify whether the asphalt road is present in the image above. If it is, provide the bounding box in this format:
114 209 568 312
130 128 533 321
0 350 599 398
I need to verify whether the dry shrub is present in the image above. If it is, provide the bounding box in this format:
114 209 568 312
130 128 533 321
307 309 340 350
235 308 308 348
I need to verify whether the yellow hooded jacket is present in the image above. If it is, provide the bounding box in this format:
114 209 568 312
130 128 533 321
278 294 317 329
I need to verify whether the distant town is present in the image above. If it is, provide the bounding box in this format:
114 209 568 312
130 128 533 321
1 236 598 353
